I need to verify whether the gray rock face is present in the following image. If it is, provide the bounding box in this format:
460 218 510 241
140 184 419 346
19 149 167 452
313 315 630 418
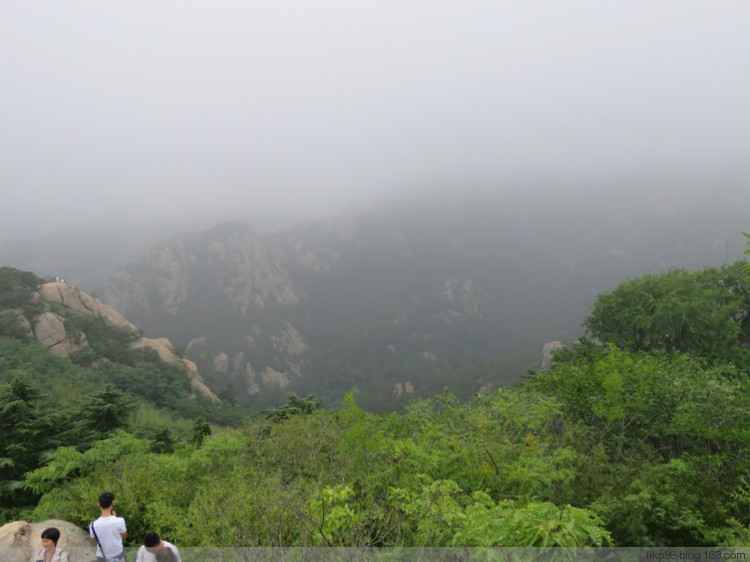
95 218 505 404
96 224 313 402
442 275 485 319
272 219 354 273
271 323 308 356
540 341 565 370
205 225 299 311
101 224 299 317
101 234 196 316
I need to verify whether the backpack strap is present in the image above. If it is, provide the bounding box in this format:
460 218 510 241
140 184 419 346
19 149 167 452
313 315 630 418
90 521 106 560
90 520 126 562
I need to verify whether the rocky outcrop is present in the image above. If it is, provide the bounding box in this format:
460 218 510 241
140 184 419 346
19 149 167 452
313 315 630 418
32 282 219 402
129 336 178 364
393 381 415 397
541 341 565 370
129 336 219 401
101 223 299 317
271 322 308 356
212 351 229 373
206 225 299 311
245 363 261 395
442 275 484 318
0 519 91 562
244 365 291 396
96 221 362 403
273 219 355 273
33 312 87 357
40 283 136 330
259 367 290 389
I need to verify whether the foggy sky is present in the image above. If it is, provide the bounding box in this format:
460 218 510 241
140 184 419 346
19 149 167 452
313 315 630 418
2 1 749 241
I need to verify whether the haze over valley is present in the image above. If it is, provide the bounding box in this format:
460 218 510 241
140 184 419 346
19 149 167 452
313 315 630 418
2 182 748 410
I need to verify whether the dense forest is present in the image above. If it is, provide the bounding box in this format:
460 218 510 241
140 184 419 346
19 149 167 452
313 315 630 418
2 249 750 546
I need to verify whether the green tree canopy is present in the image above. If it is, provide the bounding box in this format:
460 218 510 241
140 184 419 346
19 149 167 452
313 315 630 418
584 262 750 368
0 372 61 518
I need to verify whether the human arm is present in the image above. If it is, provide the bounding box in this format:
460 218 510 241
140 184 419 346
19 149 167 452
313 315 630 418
117 516 128 540
89 522 98 545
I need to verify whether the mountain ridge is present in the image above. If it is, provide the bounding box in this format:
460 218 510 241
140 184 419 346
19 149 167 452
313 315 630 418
2 278 218 402
90 186 750 409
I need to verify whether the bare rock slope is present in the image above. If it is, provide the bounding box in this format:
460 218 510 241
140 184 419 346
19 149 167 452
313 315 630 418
34 282 218 401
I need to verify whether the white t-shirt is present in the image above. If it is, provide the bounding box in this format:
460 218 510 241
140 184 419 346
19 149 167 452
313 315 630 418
134 541 181 562
89 515 127 559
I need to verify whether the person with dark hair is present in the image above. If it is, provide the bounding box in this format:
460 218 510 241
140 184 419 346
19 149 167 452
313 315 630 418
89 491 127 561
35 527 68 562
135 532 181 562
154 547 178 562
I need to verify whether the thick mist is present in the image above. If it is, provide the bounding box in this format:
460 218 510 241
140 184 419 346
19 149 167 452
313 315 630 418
1 1 748 241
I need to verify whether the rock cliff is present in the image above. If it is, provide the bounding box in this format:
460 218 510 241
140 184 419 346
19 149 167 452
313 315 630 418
95 217 507 407
32 282 218 401
103 223 298 316
93 186 750 409
99 223 314 404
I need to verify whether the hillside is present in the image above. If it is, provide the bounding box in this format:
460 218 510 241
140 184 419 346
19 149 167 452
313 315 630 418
11 260 750 548
92 185 750 410
3 257 750 546
0 266 248 519
1 269 217 401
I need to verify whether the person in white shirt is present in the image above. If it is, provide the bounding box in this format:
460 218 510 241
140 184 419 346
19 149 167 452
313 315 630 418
135 533 181 562
89 491 127 561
